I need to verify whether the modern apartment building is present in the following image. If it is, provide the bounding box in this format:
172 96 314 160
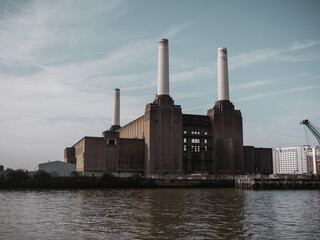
273 146 320 175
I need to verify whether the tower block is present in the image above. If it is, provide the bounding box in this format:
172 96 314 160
207 101 243 174
207 47 244 175
144 95 183 175
144 39 183 176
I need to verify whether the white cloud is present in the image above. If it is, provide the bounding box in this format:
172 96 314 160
171 65 214 83
229 48 278 69
287 39 320 51
231 72 312 91
229 39 320 70
0 0 126 68
163 21 194 39
236 85 320 102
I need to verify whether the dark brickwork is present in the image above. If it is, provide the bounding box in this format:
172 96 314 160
119 138 145 173
144 95 183 175
243 146 273 175
207 100 244 175
254 147 273 175
182 114 211 173
243 146 255 174
65 99 273 176
64 147 76 164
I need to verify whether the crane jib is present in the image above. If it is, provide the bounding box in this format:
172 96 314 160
301 119 320 145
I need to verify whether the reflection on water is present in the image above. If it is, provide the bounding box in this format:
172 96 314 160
0 189 319 239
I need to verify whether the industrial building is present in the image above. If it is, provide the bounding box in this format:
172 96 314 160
273 146 320 175
64 39 272 177
38 161 76 177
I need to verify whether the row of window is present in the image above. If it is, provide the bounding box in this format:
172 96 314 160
184 138 208 144
119 161 144 165
184 145 208 152
183 130 208 135
120 154 144 159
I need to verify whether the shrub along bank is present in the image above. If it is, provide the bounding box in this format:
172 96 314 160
0 169 235 189
0 170 155 189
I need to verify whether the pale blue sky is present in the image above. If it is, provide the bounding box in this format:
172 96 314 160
0 0 319 170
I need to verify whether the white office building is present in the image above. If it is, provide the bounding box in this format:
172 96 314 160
273 146 319 175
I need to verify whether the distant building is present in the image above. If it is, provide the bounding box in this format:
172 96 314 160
273 146 320 175
307 146 320 175
38 161 76 177
244 146 273 175
0 165 4 177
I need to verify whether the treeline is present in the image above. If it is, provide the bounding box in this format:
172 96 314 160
0 169 155 189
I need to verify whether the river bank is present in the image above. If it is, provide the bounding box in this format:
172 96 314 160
1 169 319 189
0 176 235 189
235 176 320 190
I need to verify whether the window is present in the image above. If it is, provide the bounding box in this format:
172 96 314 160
192 145 200 152
107 139 116 145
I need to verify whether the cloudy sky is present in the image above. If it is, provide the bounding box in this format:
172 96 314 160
0 0 319 170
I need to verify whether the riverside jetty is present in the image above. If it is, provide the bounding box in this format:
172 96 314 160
235 175 320 190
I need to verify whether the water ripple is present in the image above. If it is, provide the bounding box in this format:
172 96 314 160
0 189 319 240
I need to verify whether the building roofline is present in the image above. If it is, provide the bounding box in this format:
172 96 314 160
71 136 103 147
118 115 144 130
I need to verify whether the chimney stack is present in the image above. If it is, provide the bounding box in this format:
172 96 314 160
110 88 120 131
217 47 229 101
157 39 169 96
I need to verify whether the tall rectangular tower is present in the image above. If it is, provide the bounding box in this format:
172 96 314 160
207 47 244 175
144 39 183 176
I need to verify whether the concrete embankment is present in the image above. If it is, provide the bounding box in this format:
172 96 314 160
154 179 235 188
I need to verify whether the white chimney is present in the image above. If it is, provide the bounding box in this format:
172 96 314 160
157 39 169 96
112 88 120 126
217 47 229 101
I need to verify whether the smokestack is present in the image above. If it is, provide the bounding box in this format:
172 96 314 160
217 47 229 101
157 39 169 96
112 88 120 127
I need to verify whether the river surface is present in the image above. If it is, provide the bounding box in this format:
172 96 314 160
0 189 319 240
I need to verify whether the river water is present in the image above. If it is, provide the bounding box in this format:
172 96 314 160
0 189 319 240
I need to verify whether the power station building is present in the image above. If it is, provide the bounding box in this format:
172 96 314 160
64 39 272 177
